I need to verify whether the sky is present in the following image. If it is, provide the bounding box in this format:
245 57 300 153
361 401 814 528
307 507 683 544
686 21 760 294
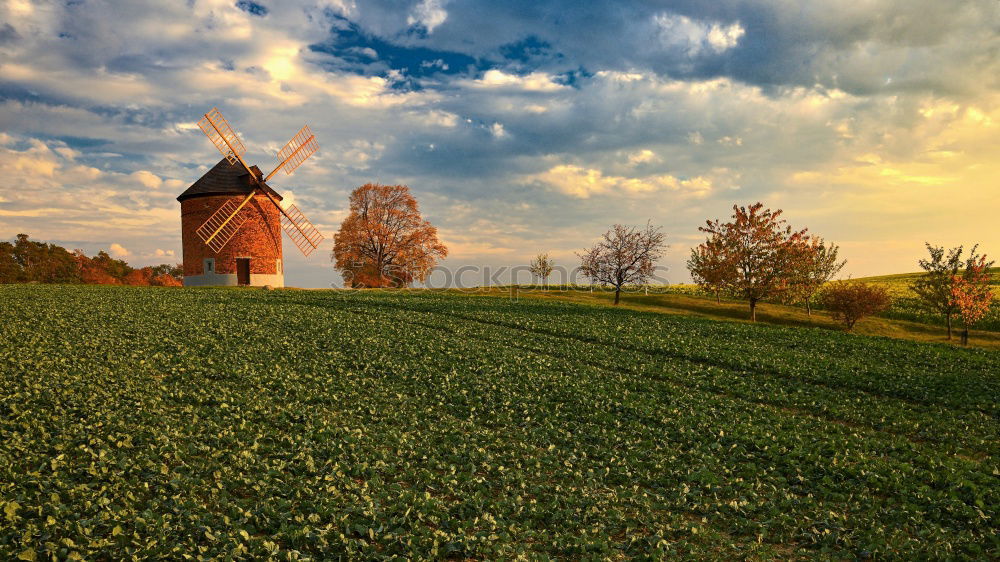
0 0 997 288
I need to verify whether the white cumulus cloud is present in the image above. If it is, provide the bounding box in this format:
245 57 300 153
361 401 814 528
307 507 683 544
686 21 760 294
654 13 745 56
109 243 129 258
468 70 567 92
407 0 448 33
525 165 715 199
131 170 162 189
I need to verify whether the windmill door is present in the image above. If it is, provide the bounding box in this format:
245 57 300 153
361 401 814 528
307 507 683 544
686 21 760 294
236 258 251 286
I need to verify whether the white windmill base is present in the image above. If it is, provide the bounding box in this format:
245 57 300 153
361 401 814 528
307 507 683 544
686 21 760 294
182 272 285 288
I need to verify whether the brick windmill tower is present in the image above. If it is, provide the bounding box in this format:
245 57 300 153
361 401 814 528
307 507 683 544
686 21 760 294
177 108 324 287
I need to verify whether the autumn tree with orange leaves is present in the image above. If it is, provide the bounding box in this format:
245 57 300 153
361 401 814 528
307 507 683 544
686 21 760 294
912 243 992 339
784 238 846 315
692 203 810 321
949 254 995 345
333 183 448 288
687 236 734 304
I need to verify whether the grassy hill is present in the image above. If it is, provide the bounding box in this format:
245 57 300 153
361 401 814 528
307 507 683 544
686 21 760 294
2 284 997 559
499 268 1000 350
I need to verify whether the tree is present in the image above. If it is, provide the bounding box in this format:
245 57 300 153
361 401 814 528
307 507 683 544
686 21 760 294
686 237 733 304
821 281 891 330
123 267 154 286
0 240 19 283
0 234 80 284
695 203 810 321
0 234 183 286
333 183 448 288
529 253 555 287
785 238 846 315
151 263 183 280
578 222 665 305
949 254 995 345
912 243 976 339
76 251 121 285
151 273 183 287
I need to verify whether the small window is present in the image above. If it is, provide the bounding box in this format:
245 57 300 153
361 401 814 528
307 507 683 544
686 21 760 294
204 258 215 274
276 259 282 274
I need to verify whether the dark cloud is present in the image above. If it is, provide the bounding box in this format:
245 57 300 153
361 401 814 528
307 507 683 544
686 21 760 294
0 23 19 44
341 0 999 97
0 0 996 288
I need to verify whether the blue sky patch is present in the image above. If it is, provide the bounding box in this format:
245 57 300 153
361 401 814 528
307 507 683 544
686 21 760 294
235 0 268 17
311 16 485 80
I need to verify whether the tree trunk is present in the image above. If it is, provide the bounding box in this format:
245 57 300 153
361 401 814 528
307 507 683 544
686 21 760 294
614 287 621 305
749 298 757 322
946 314 953 340
806 299 812 316
715 292 721 304
961 328 969 345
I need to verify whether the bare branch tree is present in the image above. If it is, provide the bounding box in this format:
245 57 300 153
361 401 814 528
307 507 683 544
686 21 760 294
529 253 555 288
578 222 666 305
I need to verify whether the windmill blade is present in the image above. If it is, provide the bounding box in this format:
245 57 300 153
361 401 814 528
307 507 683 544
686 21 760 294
264 125 318 181
279 204 325 256
195 192 256 253
259 189 325 256
198 107 251 173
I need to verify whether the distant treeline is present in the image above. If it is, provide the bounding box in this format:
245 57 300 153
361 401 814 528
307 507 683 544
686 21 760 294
0 234 182 286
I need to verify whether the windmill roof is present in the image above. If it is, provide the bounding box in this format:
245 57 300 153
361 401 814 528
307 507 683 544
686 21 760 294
176 158 283 202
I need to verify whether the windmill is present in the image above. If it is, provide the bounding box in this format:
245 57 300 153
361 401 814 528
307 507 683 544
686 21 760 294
175 107 325 287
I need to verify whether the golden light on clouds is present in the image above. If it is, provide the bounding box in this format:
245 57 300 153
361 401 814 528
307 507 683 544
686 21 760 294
0 0 997 286
264 49 297 82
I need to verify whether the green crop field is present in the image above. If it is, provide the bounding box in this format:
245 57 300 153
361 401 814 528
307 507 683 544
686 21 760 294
1 285 998 560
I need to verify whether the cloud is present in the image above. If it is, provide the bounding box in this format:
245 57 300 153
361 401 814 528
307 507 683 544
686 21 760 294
0 136 184 264
653 13 745 56
131 171 162 189
466 69 567 92
628 149 660 165
1 0 997 287
109 243 129 258
408 0 449 33
525 165 715 199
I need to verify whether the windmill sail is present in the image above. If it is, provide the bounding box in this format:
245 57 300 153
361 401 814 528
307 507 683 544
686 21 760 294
198 108 249 169
279 204 325 256
266 125 318 181
195 193 255 253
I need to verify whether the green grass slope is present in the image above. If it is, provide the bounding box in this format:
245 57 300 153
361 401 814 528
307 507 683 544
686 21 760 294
1 285 998 559
854 268 1000 330
500 285 1000 350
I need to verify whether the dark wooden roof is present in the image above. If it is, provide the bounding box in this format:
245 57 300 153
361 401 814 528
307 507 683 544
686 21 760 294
176 158 283 202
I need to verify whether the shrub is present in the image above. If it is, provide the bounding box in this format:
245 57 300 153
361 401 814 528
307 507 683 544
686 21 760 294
821 281 891 330
150 273 182 287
